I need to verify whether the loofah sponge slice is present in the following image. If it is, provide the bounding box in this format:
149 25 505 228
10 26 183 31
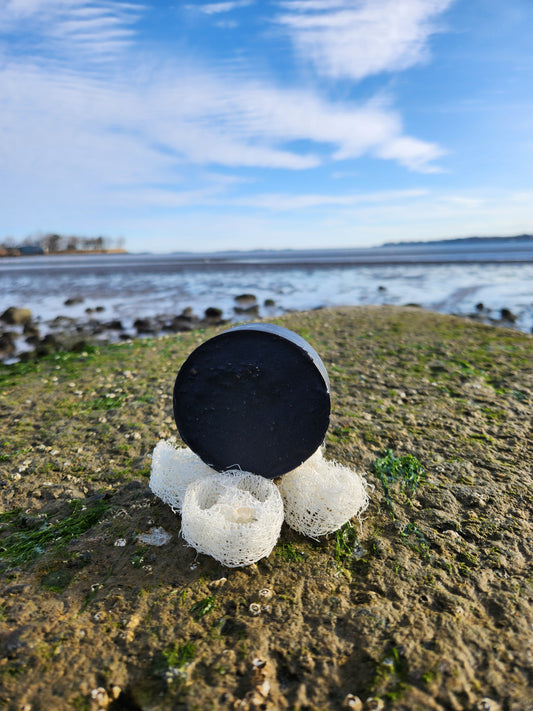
277 448 369 537
181 470 284 567
149 439 214 513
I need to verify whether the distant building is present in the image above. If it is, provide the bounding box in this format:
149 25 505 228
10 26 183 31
18 245 45 255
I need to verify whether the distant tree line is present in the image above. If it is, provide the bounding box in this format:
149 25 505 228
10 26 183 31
0 233 126 256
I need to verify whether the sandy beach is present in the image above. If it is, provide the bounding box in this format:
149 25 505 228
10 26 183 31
0 305 531 710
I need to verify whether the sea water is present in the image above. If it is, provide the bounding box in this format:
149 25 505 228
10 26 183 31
1 244 532 334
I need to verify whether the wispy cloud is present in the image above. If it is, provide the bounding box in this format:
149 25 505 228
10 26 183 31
0 0 448 181
0 0 456 243
1 52 444 220
0 0 144 61
189 1 253 15
275 0 455 80
232 188 428 210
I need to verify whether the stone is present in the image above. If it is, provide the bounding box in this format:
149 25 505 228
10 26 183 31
49 315 76 328
104 320 123 330
0 307 32 325
204 306 223 320
23 321 39 335
37 333 60 353
64 297 84 306
235 293 257 304
500 308 517 323
24 329 40 346
0 332 16 358
169 316 196 332
234 304 259 315
133 318 156 334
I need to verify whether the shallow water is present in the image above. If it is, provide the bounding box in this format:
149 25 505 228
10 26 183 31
1 246 533 333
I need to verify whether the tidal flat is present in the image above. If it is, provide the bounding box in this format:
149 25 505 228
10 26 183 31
0 305 531 710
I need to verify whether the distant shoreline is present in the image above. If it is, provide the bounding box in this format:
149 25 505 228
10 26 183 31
2 248 533 267
381 232 533 247
0 248 128 259
2 233 532 260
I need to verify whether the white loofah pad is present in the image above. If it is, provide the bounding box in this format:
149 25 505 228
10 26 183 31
149 439 370 566
277 448 369 537
149 439 214 512
181 471 284 567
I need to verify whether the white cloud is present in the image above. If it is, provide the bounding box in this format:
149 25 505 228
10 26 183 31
0 0 450 241
442 196 484 209
275 0 455 80
149 76 440 172
376 135 445 173
0 0 144 60
190 1 253 15
0 51 443 221
232 188 427 210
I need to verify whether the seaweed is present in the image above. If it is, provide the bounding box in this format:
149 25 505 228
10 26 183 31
0 499 110 566
373 449 426 516
190 596 216 621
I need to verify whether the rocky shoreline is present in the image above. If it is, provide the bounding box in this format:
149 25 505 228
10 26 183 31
0 295 525 364
0 293 271 363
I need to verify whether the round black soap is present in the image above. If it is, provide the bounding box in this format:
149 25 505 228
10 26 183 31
173 323 330 478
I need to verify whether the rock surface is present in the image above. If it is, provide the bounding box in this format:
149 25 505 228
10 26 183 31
0 305 531 710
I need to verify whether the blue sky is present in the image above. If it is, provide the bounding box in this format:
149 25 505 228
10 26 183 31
1 0 532 252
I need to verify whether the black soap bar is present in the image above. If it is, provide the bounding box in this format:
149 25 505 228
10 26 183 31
173 323 330 478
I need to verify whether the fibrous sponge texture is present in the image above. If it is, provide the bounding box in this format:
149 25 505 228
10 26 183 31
149 439 213 512
181 471 284 567
150 440 369 566
277 448 369 537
